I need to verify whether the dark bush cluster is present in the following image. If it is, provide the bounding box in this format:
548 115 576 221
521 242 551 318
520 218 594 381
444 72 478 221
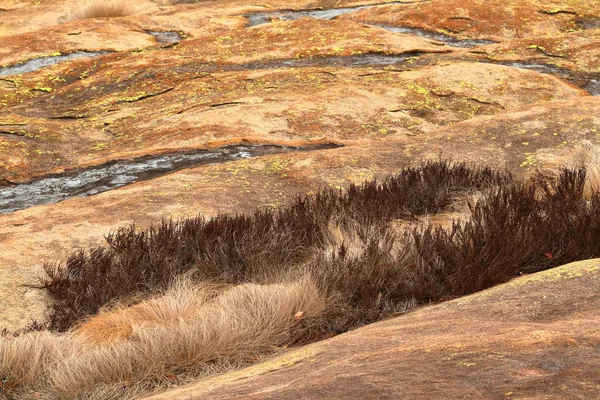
42 162 600 337
299 168 600 340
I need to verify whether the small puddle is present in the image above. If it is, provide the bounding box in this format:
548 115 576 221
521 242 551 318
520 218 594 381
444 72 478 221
0 143 340 214
237 52 422 70
577 19 600 29
176 52 423 75
501 62 600 96
147 31 184 44
0 51 107 77
373 24 496 48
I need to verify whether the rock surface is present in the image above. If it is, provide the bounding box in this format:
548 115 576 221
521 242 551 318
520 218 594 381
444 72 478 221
0 0 599 397
142 258 600 400
341 0 600 40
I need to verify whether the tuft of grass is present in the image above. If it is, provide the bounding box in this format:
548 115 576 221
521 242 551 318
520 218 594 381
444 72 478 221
0 331 85 395
533 140 600 198
1 278 325 399
72 0 136 20
72 280 219 345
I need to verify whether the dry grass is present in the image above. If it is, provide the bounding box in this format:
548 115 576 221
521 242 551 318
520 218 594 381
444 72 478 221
72 0 137 20
534 140 600 198
0 331 89 397
1 278 325 399
322 218 386 260
73 279 227 345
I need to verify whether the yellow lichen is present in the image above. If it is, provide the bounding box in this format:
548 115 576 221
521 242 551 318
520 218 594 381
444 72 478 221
408 83 430 96
265 158 292 174
92 142 108 151
528 44 547 52
519 153 537 168
456 362 476 367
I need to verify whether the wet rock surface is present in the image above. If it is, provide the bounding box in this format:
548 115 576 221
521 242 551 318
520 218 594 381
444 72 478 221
0 0 599 397
147 30 184 44
0 56 584 184
245 1 421 27
0 51 108 77
0 143 339 213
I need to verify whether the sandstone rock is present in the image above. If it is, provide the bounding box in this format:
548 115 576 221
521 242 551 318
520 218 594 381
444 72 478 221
470 28 600 96
475 28 600 74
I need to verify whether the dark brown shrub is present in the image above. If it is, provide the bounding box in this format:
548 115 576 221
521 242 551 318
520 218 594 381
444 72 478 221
40 162 517 331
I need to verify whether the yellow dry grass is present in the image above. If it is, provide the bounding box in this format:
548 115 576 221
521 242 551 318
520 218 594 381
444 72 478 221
0 278 326 399
534 140 600 198
73 0 137 19
73 280 227 345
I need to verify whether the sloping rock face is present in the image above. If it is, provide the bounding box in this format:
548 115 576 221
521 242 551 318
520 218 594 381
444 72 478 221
143 259 600 400
0 0 599 396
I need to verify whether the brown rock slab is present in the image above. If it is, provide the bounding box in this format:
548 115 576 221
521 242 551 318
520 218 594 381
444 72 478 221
1 0 595 186
420 96 600 174
142 259 600 400
0 18 159 67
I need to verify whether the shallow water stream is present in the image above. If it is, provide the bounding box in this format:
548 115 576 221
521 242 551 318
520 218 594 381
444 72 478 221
246 1 494 48
246 2 407 26
0 51 107 77
147 31 184 44
0 143 340 214
0 31 183 77
501 62 600 96
243 1 600 94
374 24 495 48
238 52 423 70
